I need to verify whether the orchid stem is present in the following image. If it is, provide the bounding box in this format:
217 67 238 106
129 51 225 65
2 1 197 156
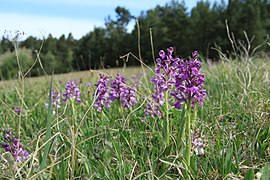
185 102 192 173
164 90 170 146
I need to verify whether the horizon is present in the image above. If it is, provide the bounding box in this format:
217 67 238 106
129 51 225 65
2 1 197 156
0 0 227 40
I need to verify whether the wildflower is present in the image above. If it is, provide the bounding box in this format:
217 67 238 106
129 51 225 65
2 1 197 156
191 129 206 155
110 73 137 108
171 51 206 109
119 85 137 108
14 107 21 115
110 73 126 101
144 102 162 119
145 47 180 118
63 81 81 103
86 82 91 87
1 130 29 162
93 74 112 111
192 139 205 155
45 89 61 114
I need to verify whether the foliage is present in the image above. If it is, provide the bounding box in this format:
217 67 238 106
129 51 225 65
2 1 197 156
1 0 270 79
0 49 34 80
0 46 270 178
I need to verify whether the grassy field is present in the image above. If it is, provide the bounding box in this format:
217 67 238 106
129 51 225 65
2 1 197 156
0 54 270 179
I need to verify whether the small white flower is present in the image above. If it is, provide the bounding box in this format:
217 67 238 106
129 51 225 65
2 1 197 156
191 130 206 155
194 147 205 155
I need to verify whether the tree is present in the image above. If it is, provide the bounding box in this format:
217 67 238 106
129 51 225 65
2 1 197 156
0 37 14 53
73 27 107 70
188 1 226 58
104 6 134 67
131 1 190 63
243 0 265 46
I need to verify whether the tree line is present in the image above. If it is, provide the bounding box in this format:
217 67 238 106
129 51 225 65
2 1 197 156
0 0 270 80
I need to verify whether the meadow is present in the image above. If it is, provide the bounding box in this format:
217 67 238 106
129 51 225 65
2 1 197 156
0 45 270 180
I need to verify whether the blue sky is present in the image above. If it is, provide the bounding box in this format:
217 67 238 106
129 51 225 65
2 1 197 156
0 0 227 39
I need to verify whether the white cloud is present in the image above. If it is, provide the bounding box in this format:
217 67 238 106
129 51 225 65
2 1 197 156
0 12 105 39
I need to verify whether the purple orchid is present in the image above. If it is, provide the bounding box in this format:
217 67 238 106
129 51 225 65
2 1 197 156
1 130 29 162
63 81 81 103
93 74 112 111
171 51 206 109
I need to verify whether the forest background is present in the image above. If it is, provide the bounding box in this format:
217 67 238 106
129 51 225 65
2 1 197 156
0 0 269 80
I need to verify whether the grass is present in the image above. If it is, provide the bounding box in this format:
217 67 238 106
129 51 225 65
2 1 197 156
0 55 270 179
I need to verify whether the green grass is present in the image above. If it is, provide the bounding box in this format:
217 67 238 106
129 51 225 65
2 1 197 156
0 58 270 179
